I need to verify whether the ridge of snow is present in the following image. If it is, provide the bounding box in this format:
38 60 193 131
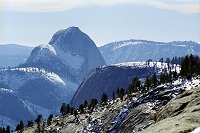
0 67 66 91
176 45 187 47
102 62 180 72
0 88 14 93
38 44 56 55
113 41 145 50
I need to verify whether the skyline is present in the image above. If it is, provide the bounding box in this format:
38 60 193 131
0 0 200 47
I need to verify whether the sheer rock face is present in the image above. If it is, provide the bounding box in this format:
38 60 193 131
49 26 106 79
70 62 160 108
27 27 106 81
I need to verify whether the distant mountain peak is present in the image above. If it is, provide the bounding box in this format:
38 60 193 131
27 26 106 80
49 26 85 46
57 26 81 35
63 26 80 32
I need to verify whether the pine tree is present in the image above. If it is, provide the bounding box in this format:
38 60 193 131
6 125 10 133
74 110 78 120
79 104 84 114
132 77 141 92
159 58 164 63
151 73 158 88
19 120 24 133
180 54 200 78
166 58 170 63
144 76 150 91
119 88 125 100
35 115 42 132
172 71 178 80
89 98 98 111
70 107 75 115
180 55 190 76
83 100 88 108
127 84 133 95
15 124 20 132
116 88 120 98
27 120 34 127
2 128 5 133
167 72 172 83
60 103 66 116
47 114 53 126
66 104 71 115
112 90 115 100
15 120 24 133
41 122 45 133
159 73 166 84
60 103 71 115
101 92 108 104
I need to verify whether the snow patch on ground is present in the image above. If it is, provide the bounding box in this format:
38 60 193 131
109 102 131 132
181 78 200 90
190 127 200 133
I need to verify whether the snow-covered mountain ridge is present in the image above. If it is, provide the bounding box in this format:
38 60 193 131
99 39 200 64
0 26 106 129
0 67 77 128
0 67 67 93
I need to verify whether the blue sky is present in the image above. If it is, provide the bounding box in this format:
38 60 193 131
0 0 200 47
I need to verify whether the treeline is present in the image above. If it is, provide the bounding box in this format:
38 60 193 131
60 98 98 116
0 126 10 133
13 114 51 133
147 56 184 65
180 54 200 78
126 72 177 94
59 65 180 119
59 73 171 119
158 56 184 65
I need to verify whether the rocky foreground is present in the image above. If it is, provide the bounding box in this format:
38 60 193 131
141 87 200 133
20 77 200 133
